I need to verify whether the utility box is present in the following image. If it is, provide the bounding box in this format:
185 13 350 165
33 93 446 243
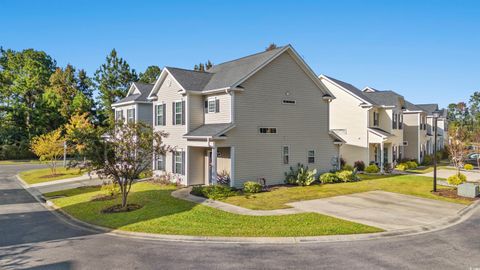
457 183 479 198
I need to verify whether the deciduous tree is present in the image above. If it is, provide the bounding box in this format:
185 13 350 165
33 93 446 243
30 129 64 175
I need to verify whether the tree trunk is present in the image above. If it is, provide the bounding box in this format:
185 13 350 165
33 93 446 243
121 189 128 208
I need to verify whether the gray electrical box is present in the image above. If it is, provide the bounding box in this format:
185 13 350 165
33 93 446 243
457 183 479 198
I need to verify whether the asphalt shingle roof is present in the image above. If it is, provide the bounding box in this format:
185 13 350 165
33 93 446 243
323 76 378 105
362 90 404 107
184 123 234 137
163 47 285 92
113 82 154 105
404 100 425 112
416 104 439 115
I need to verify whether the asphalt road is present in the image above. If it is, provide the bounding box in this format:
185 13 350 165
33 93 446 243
1 164 480 270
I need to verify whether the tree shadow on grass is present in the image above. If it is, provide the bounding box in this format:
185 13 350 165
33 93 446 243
49 186 196 231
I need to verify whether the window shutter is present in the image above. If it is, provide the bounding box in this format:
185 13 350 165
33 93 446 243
154 105 158 126
172 152 175 173
181 151 186 175
204 100 208 114
181 101 186 125
162 104 166 126
172 102 175 125
215 99 220 113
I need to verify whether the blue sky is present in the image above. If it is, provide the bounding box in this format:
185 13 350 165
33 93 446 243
2 0 479 108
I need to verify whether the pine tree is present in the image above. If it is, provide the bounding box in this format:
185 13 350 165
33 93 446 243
139 65 161 84
94 49 138 127
265 43 278 51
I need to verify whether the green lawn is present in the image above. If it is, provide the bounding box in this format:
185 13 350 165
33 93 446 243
45 182 382 237
406 165 455 174
19 167 83 185
221 175 472 210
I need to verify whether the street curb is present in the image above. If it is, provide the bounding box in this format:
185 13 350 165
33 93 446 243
41 197 480 245
14 172 480 244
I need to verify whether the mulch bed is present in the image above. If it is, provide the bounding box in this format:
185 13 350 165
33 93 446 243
101 204 143 214
432 189 479 201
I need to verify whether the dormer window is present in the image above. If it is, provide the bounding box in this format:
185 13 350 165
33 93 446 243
205 97 220 113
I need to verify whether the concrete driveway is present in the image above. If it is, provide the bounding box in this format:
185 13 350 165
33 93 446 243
423 169 480 182
287 191 466 230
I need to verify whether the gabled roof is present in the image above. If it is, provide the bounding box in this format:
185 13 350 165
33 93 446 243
362 88 404 107
149 45 333 97
416 104 439 116
183 123 234 138
404 100 425 112
112 82 154 106
368 127 393 138
320 75 377 106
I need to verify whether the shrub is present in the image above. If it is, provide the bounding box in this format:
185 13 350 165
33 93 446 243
406 161 418 169
101 182 119 197
464 164 474 170
447 173 467 185
320 172 340 184
342 164 354 171
422 155 433 166
285 163 317 186
191 185 235 200
336 170 359 182
364 164 380 173
243 181 262 193
354 160 365 171
138 170 153 179
395 163 408 171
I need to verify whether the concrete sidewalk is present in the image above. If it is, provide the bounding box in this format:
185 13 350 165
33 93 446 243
423 169 480 183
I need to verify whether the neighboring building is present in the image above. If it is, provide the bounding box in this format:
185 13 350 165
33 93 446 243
402 101 429 162
320 76 405 172
111 82 155 125
417 104 448 151
148 45 340 187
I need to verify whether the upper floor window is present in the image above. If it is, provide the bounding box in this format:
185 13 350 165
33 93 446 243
173 101 185 125
307 150 315 164
126 108 135 123
283 146 290 164
259 127 277 134
205 97 220 113
373 111 379 126
115 110 124 121
399 113 403 129
155 104 165 126
392 113 398 129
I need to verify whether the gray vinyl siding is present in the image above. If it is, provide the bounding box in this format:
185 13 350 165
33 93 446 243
217 51 337 187
188 94 204 131
403 113 419 160
204 93 231 124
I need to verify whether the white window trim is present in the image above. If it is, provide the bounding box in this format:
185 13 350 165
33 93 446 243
127 108 135 123
156 154 165 171
174 101 183 125
174 151 183 175
282 145 290 165
208 97 217 113
307 150 315 164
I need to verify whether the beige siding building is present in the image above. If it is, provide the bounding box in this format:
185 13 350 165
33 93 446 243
321 77 405 172
148 45 339 187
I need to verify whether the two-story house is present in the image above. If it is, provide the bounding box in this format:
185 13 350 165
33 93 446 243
111 82 154 125
417 104 448 152
320 76 405 172
147 45 340 188
403 101 429 162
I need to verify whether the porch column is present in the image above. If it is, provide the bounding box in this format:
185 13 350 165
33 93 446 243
380 142 384 173
211 146 218 185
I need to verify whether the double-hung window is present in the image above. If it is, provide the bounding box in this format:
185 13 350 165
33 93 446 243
115 110 123 121
127 108 135 123
173 101 185 125
399 113 403 129
156 154 165 171
282 146 290 165
392 113 398 129
155 104 165 126
173 151 184 175
373 112 379 126
205 97 220 113
307 150 315 164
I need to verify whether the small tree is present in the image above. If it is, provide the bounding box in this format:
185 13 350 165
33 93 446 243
30 129 64 175
448 125 468 174
87 122 170 209
65 112 95 159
